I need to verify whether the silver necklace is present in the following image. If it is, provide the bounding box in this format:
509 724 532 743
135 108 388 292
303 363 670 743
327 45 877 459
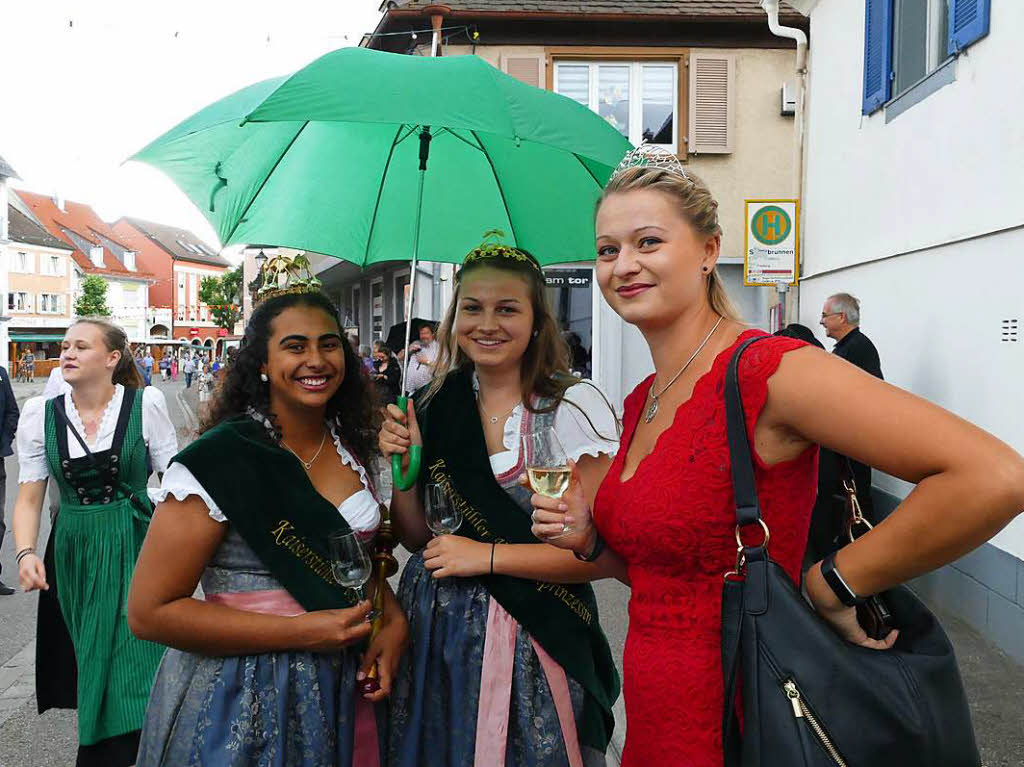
477 393 521 425
645 316 724 424
281 429 329 471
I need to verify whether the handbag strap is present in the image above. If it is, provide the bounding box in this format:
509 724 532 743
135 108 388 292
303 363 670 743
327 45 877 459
721 333 774 767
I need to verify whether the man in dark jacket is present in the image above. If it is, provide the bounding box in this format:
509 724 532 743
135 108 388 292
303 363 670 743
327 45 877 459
805 294 884 565
0 365 20 594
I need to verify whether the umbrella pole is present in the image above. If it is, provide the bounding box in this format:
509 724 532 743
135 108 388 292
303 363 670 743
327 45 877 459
392 126 432 491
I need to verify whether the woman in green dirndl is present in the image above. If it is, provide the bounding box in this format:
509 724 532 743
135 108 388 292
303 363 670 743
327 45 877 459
12 318 178 767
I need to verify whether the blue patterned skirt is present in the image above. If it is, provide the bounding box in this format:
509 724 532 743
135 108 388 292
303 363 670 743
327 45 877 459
388 553 605 767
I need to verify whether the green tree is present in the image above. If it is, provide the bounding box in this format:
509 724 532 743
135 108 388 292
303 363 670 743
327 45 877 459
74 275 111 317
199 265 243 332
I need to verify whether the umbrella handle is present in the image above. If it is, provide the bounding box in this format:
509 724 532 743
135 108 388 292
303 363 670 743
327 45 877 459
391 396 421 491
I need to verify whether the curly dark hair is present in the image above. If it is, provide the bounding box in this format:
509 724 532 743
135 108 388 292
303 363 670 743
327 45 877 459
200 291 381 473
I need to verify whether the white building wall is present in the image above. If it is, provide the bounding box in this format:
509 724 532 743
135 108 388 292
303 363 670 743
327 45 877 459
799 1 1024 559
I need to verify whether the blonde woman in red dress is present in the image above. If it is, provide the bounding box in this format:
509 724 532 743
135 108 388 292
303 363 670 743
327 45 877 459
529 151 1024 767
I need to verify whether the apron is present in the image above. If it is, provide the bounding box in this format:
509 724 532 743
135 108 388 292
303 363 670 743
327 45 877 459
44 388 165 746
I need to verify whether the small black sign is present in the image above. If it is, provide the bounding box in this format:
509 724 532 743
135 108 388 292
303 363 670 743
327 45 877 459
544 269 592 288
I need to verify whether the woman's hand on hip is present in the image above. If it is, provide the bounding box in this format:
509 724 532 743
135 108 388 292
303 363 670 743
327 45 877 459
359 606 409 702
296 601 374 652
422 535 491 578
805 561 898 650
378 400 422 467
18 553 48 592
524 459 597 555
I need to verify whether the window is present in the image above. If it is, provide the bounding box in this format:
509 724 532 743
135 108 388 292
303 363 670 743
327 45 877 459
863 0 991 114
38 293 61 313
41 254 63 276
394 270 411 325
554 61 679 153
90 246 104 268
13 251 32 272
371 279 384 341
8 292 29 312
123 251 136 271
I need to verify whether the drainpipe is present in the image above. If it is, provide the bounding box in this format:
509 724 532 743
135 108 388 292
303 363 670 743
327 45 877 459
761 0 807 327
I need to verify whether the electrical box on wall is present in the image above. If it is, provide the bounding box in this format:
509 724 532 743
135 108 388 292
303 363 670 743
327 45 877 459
781 82 797 116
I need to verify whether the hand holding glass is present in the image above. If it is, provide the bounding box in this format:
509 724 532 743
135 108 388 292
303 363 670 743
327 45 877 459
328 530 380 621
424 483 463 535
522 428 573 538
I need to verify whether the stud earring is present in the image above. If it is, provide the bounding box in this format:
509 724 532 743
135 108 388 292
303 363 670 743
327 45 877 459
260 373 268 382
701 266 710 273
532 330 539 338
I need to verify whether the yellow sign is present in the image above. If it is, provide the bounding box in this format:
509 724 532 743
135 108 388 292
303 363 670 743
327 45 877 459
744 199 799 286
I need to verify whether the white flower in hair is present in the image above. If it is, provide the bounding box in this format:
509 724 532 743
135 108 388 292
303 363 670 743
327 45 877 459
612 144 689 181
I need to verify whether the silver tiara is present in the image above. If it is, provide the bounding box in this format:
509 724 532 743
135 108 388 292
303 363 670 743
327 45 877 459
611 144 690 181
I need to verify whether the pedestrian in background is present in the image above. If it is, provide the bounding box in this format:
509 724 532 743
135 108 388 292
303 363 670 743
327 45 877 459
183 355 195 389
359 344 375 376
371 340 400 405
818 293 883 533
0 363 20 596
12 318 178 767
401 323 438 394
169 353 178 382
197 364 213 405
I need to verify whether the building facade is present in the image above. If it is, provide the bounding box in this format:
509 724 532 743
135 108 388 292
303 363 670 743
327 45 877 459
0 155 18 368
113 217 231 353
5 203 76 374
792 0 1024 659
355 0 807 406
14 190 162 345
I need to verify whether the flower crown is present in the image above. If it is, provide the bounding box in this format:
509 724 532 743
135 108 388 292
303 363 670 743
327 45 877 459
462 229 541 274
254 253 323 305
611 144 690 183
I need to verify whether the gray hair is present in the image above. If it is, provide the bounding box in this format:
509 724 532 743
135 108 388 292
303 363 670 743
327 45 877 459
358 344 372 358
827 293 860 325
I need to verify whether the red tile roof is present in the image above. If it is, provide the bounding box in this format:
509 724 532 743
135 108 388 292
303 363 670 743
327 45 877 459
13 190 155 281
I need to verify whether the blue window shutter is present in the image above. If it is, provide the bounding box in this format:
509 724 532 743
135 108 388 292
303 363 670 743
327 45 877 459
948 0 991 55
862 0 894 114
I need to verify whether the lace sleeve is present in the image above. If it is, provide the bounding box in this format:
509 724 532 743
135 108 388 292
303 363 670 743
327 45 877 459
148 462 226 522
554 381 621 463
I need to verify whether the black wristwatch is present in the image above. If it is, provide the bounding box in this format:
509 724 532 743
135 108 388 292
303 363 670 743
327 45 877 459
574 533 605 563
820 550 865 607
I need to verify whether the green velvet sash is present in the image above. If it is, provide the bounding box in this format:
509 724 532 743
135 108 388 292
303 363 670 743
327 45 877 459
173 416 356 612
418 370 620 753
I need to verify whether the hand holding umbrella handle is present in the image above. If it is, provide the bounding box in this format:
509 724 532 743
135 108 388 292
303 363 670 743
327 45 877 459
391 396 421 491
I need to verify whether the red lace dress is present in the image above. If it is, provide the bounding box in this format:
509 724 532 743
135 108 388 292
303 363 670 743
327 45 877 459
594 331 818 767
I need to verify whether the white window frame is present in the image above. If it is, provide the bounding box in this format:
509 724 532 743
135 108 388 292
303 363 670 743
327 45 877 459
393 268 411 326
350 284 362 333
370 277 385 343
554 60 679 153
38 293 61 314
90 246 104 268
123 250 136 271
40 254 63 276
13 251 32 273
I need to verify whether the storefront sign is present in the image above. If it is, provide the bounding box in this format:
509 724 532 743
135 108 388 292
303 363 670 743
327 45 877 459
188 327 199 336
544 269 592 288
744 199 799 286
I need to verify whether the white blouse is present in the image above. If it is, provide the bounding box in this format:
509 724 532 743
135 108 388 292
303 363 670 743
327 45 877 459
150 424 381 534
475 377 621 477
16 384 179 484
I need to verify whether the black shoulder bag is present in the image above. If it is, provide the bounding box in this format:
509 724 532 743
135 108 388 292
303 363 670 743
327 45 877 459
721 335 980 767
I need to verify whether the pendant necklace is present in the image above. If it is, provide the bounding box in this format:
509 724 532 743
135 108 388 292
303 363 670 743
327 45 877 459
645 316 724 424
281 429 329 471
477 393 521 425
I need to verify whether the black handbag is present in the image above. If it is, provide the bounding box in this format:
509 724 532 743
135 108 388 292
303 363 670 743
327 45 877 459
721 336 981 767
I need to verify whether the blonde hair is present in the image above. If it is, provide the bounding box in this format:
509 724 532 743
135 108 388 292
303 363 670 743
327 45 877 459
598 166 742 322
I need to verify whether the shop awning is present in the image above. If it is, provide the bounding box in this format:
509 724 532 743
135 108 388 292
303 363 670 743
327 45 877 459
9 333 65 342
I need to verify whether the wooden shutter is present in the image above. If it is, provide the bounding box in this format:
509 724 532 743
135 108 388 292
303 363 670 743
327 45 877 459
948 0 990 55
688 53 734 154
502 56 542 88
862 0 894 114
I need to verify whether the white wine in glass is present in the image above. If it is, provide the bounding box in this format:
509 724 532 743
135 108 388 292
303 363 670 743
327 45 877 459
522 428 573 538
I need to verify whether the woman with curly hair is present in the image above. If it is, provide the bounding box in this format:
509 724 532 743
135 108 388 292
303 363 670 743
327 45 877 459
128 289 409 767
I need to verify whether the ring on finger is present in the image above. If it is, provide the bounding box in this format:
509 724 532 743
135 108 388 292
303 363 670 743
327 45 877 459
531 509 539 523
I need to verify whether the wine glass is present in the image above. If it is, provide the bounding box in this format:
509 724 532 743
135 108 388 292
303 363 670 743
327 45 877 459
522 428 572 538
328 530 380 621
424 483 463 535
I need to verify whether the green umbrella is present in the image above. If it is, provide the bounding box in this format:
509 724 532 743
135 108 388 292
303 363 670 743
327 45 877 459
131 46 632 488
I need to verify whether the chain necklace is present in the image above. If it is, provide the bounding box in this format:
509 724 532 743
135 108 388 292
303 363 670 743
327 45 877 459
477 393 521 425
644 316 724 424
281 429 329 471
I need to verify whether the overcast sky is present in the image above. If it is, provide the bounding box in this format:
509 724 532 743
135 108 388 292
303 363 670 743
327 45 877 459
2 1 385 253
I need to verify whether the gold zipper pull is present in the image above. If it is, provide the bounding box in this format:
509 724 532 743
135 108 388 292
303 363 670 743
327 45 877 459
783 680 804 718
